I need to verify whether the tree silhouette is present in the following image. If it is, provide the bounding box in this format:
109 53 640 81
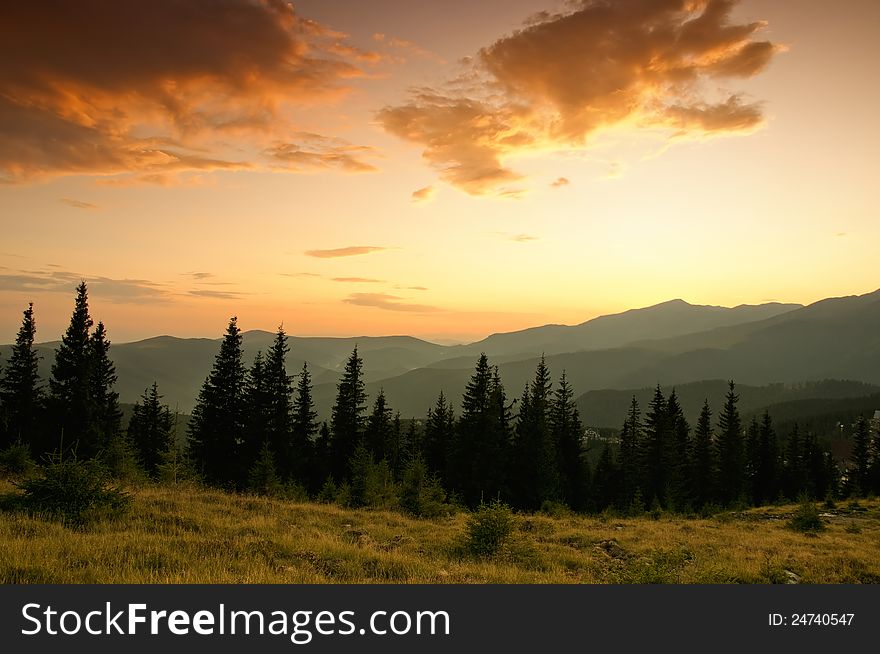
551 371 590 511
48 281 94 455
716 381 743 505
128 382 174 477
0 303 42 450
187 317 247 486
330 346 367 481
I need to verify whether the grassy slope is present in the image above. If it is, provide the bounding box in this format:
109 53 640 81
1 481 879 584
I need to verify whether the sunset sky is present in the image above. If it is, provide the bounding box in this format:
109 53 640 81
1 0 878 344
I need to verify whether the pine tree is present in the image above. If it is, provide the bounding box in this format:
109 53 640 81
88 321 122 457
365 389 393 462
423 391 454 479
756 411 779 505
592 443 619 512
187 317 247 486
264 327 295 478
511 356 559 510
690 400 715 509
127 382 174 477
330 346 367 481
666 390 691 512
783 424 804 500
618 396 642 509
851 416 871 497
716 381 744 506
450 355 511 506
243 351 271 471
642 385 669 507
0 303 42 449
48 281 94 456
551 371 589 511
290 362 318 484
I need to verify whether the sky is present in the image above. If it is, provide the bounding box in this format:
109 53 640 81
1 0 878 344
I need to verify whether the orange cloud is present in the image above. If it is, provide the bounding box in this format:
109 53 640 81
60 198 98 210
343 293 440 313
411 185 436 203
332 277 385 283
305 246 389 258
379 0 782 195
550 177 569 188
0 0 377 183
266 133 379 173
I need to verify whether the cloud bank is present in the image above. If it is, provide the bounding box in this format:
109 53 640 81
0 0 378 183
378 0 782 195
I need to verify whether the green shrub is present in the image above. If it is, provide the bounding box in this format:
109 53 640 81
399 456 448 518
788 496 825 533
465 499 515 557
248 442 283 497
14 454 131 527
0 441 36 478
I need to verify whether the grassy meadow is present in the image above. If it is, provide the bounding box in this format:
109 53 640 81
1 479 879 584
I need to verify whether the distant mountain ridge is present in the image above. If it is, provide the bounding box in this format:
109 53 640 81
3 291 878 416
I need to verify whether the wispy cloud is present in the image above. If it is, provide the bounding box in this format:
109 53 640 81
343 292 441 313
187 289 249 300
266 133 379 174
0 269 170 303
332 277 385 283
305 246 390 258
60 198 98 210
550 177 569 188
411 185 436 203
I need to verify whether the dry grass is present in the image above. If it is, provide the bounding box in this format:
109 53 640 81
1 479 879 584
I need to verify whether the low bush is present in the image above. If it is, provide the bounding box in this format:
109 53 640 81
12 454 131 527
0 441 36 478
465 499 515 557
788 496 825 533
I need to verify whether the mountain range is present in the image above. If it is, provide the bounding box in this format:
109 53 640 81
3 289 879 425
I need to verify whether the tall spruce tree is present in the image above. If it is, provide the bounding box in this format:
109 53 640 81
691 400 715 509
128 382 174 477
264 327 295 477
783 424 804 499
551 371 590 511
365 389 393 462
48 281 94 456
0 303 42 449
88 321 122 457
744 417 761 506
716 381 744 506
330 346 367 481
512 356 559 509
851 416 871 496
756 411 779 505
451 355 511 506
423 391 454 480
187 317 247 486
592 443 619 512
618 396 642 509
642 385 669 506
243 351 271 470
666 390 691 512
291 362 318 484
